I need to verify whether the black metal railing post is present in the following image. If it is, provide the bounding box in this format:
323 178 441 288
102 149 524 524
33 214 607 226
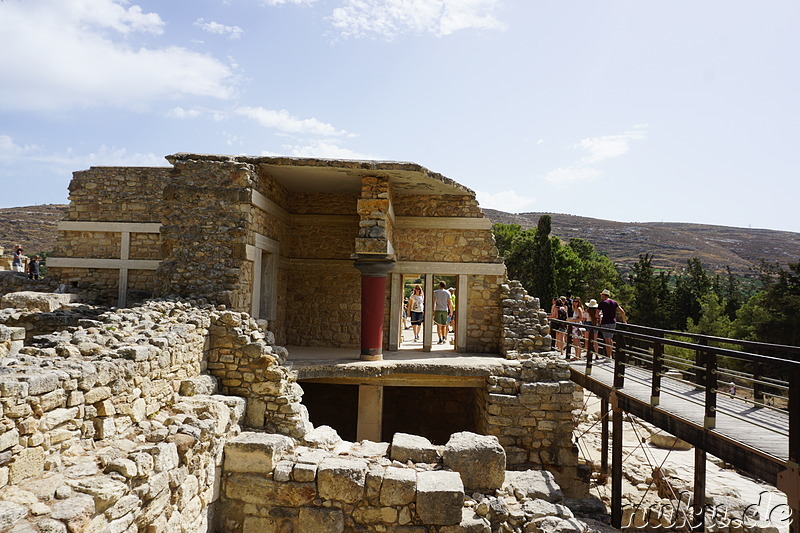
613 333 627 389
704 348 717 430
651 340 663 406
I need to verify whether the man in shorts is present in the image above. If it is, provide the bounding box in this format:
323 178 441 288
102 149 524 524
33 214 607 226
433 281 454 344
598 289 626 358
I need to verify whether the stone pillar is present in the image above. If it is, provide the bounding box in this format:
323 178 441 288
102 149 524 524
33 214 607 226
354 258 394 360
357 385 383 441
354 175 395 361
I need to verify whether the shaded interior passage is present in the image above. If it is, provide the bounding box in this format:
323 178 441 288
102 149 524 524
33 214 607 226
381 386 481 445
299 383 359 442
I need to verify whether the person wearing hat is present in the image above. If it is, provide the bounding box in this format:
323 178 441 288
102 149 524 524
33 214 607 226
598 289 626 358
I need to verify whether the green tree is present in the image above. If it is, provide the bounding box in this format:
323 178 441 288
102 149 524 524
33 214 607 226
668 258 712 329
687 293 732 337
731 259 800 346
491 223 522 258
628 254 670 327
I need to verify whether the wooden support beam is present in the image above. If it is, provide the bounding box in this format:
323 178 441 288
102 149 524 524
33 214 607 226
601 397 609 476
611 405 623 529
694 447 707 531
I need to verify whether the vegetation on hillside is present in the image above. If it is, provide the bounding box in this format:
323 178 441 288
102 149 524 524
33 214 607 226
494 217 800 347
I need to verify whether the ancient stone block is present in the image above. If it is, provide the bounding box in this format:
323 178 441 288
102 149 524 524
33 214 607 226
380 466 416 506
443 431 506 491
9 446 44 484
503 470 563 503
291 462 317 483
317 457 367 503
390 433 440 464
298 507 344 533
416 470 464 526
224 432 294 474
0 501 28 532
439 508 491 533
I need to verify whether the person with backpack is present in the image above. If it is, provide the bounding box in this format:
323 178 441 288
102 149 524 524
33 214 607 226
550 297 568 351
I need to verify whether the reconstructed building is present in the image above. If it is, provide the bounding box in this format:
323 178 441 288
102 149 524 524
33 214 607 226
49 153 510 358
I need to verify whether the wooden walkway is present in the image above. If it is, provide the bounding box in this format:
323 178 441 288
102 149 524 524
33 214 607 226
570 357 790 486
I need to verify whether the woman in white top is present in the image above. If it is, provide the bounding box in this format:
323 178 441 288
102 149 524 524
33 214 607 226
407 285 425 342
569 297 585 359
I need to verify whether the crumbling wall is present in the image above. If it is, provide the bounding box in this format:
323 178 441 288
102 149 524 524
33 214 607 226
218 429 586 533
0 299 295 533
500 279 553 356
49 167 169 301
157 156 255 309
478 354 584 498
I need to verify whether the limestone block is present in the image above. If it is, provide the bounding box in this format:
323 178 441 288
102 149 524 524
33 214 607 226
0 291 80 312
390 432 440 464
140 442 179 472
649 433 692 450
68 477 127 510
416 470 464 526
298 507 344 533
317 457 368 503
39 407 80 432
302 425 342 451
439 508 491 533
179 376 218 396
224 432 294 474
273 460 293 482
19 373 59 395
36 518 67 533
292 462 317 483
105 494 141 520
0 429 20 452
94 417 117 440
10 446 44 484
503 470 563 503
84 386 112 404
0 501 28 532
244 398 266 428
225 475 316 507
49 493 95 532
443 431 506 491
380 466 416 506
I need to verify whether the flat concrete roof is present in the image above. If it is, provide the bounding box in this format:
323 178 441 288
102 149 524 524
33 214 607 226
166 153 475 197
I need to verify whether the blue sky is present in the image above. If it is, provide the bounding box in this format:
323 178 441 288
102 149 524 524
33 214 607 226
1 0 798 233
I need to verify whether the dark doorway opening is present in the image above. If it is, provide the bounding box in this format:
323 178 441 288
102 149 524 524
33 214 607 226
381 386 481 445
299 382 358 442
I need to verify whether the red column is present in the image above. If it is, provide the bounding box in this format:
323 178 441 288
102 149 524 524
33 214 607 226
360 274 386 360
354 258 394 361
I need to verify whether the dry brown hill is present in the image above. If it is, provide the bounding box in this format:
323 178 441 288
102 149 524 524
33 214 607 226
1 204 798 277
482 209 800 276
0 204 67 256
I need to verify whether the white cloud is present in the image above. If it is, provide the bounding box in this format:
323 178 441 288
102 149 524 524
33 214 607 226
194 18 245 39
166 107 202 119
236 107 350 137
263 141 378 160
329 0 505 39
544 167 604 185
262 0 318 5
475 189 537 212
576 129 647 164
0 0 237 111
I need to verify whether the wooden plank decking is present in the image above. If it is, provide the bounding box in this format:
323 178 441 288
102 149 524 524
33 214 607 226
570 357 789 486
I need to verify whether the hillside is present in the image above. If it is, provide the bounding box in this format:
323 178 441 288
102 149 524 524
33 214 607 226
1 204 798 277
482 210 800 276
0 204 67 256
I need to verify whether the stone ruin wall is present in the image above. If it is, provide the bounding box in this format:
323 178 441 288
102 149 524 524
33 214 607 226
0 300 256 533
46 158 511 354
0 287 582 533
50 167 171 301
61 167 170 224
